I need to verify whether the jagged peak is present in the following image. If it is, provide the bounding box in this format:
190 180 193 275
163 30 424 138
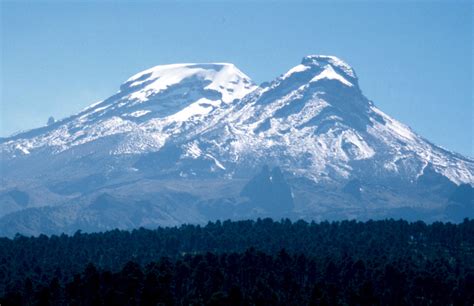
301 55 357 79
277 55 358 90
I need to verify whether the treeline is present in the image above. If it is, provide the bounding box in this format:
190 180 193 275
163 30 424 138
1 218 474 305
3 248 473 305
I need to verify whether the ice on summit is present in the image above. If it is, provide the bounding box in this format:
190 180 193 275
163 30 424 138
124 63 257 103
279 55 356 87
302 55 357 79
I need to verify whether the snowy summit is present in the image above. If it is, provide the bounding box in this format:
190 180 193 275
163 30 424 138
0 55 473 235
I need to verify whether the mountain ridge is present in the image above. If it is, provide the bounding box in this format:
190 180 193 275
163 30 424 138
0 55 472 236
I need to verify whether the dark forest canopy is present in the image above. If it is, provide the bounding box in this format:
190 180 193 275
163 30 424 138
1 218 474 305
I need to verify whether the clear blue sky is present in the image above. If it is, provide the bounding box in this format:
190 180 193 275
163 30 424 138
1 0 472 156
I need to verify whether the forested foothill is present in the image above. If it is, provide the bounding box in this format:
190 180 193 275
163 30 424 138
1 218 473 305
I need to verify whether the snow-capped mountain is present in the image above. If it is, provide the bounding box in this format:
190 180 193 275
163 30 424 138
1 55 473 236
1 63 256 157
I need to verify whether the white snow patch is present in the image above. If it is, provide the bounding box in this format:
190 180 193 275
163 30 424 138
90 104 111 114
128 110 151 117
113 130 167 155
15 144 30 155
304 55 356 78
341 130 375 159
167 98 214 122
125 63 257 103
185 142 202 158
205 154 226 170
416 161 429 179
81 100 104 112
371 106 415 141
282 64 310 79
387 119 415 141
322 55 356 78
204 64 258 103
310 65 353 87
